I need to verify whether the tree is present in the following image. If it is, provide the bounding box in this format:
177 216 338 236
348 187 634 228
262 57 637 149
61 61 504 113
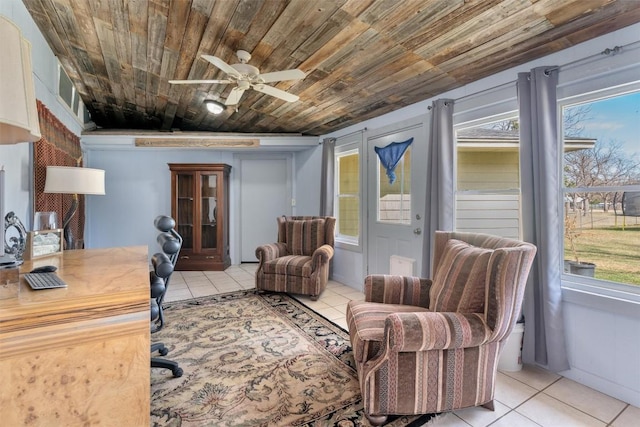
564 140 640 211
485 105 640 213
488 119 518 131
562 105 592 136
485 105 590 134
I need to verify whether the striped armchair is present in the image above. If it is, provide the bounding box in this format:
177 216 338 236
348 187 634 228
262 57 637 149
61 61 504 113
346 231 537 425
255 216 335 300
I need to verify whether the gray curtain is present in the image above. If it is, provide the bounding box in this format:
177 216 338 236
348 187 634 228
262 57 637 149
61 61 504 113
518 67 569 372
421 99 455 277
320 137 335 216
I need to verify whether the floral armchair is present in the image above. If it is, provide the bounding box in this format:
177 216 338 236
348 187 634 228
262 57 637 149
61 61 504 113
346 231 537 425
255 216 335 300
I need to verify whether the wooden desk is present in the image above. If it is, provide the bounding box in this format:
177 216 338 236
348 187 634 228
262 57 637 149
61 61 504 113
0 246 150 426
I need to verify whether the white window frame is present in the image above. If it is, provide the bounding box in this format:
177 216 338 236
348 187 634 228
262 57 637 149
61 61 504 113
57 63 87 125
558 85 640 297
334 133 363 251
453 78 521 236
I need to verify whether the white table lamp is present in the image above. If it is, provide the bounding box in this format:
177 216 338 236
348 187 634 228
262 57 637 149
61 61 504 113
44 166 105 249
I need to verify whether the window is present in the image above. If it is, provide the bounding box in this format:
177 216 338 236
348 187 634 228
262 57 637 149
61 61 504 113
377 146 411 225
455 117 522 239
561 90 640 287
335 146 360 246
58 66 74 107
58 64 88 124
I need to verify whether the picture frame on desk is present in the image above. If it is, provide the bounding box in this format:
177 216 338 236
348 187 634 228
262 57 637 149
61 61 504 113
25 229 63 260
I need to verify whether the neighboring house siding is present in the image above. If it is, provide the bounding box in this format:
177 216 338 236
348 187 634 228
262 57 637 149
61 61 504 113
456 194 520 239
456 151 520 238
379 194 411 222
457 151 519 190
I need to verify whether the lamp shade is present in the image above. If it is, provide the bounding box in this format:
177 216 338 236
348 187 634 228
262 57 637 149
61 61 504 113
44 166 106 195
0 16 41 144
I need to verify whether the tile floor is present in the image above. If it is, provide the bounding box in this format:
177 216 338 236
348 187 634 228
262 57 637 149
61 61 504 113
164 264 640 427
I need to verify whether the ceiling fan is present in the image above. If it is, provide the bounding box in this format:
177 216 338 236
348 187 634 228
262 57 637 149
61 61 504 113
169 50 306 107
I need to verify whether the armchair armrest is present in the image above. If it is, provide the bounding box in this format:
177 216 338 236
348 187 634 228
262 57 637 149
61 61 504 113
364 274 431 307
310 244 334 270
385 311 491 352
255 242 288 265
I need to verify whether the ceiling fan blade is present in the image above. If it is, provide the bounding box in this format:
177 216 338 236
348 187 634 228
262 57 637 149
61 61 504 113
168 79 231 85
258 69 306 83
252 84 299 102
225 87 246 106
202 54 241 78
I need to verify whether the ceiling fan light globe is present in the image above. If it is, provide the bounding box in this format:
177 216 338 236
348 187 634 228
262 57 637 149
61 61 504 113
204 100 225 114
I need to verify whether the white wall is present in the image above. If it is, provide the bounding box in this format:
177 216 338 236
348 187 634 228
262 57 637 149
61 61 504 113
291 142 322 215
332 249 363 288
0 144 31 227
82 145 233 255
81 134 319 263
562 285 640 407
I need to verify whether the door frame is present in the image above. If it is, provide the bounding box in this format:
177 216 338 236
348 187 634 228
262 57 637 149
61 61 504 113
364 114 429 277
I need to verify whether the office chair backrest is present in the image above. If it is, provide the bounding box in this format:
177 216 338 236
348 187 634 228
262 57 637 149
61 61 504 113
152 252 173 278
151 215 183 331
153 215 182 287
155 215 182 263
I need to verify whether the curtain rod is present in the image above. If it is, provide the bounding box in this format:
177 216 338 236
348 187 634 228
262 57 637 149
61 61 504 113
455 39 639 103
454 80 516 105
549 39 639 75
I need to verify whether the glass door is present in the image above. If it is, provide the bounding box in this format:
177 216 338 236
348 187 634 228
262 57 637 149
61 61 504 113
176 173 194 249
200 173 218 250
366 121 426 276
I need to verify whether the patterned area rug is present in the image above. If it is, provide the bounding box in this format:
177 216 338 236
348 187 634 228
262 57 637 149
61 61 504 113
151 290 436 426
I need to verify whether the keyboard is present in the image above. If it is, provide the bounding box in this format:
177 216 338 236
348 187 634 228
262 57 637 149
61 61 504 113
24 272 68 290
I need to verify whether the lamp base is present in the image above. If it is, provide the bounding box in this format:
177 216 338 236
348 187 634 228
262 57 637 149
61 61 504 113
63 228 84 250
62 194 80 250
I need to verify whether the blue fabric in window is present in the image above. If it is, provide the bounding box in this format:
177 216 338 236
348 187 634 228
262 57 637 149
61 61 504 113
374 137 413 184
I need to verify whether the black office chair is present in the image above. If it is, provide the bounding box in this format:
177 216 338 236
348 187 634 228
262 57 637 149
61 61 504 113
150 215 183 377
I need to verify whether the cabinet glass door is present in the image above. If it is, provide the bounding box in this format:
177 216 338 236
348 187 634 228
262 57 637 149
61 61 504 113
177 173 194 249
201 173 217 249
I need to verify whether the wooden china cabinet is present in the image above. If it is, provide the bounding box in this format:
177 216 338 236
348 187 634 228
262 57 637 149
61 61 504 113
169 163 231 270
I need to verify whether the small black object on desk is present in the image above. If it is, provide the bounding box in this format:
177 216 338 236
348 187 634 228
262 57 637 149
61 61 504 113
30 265 57 273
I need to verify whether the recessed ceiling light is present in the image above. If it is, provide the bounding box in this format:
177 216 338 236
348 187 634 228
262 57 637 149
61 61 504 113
204 99 225 115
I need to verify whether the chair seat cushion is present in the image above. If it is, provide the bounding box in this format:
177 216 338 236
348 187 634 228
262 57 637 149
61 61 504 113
347 300 429 363
263 255 312 277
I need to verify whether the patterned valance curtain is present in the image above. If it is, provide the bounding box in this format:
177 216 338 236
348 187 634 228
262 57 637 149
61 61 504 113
33 101 85 247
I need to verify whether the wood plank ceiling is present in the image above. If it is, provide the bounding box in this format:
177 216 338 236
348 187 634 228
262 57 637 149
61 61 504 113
23 0 640 136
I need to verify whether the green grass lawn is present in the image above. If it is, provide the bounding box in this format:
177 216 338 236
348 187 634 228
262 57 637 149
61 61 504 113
564 225 640 285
